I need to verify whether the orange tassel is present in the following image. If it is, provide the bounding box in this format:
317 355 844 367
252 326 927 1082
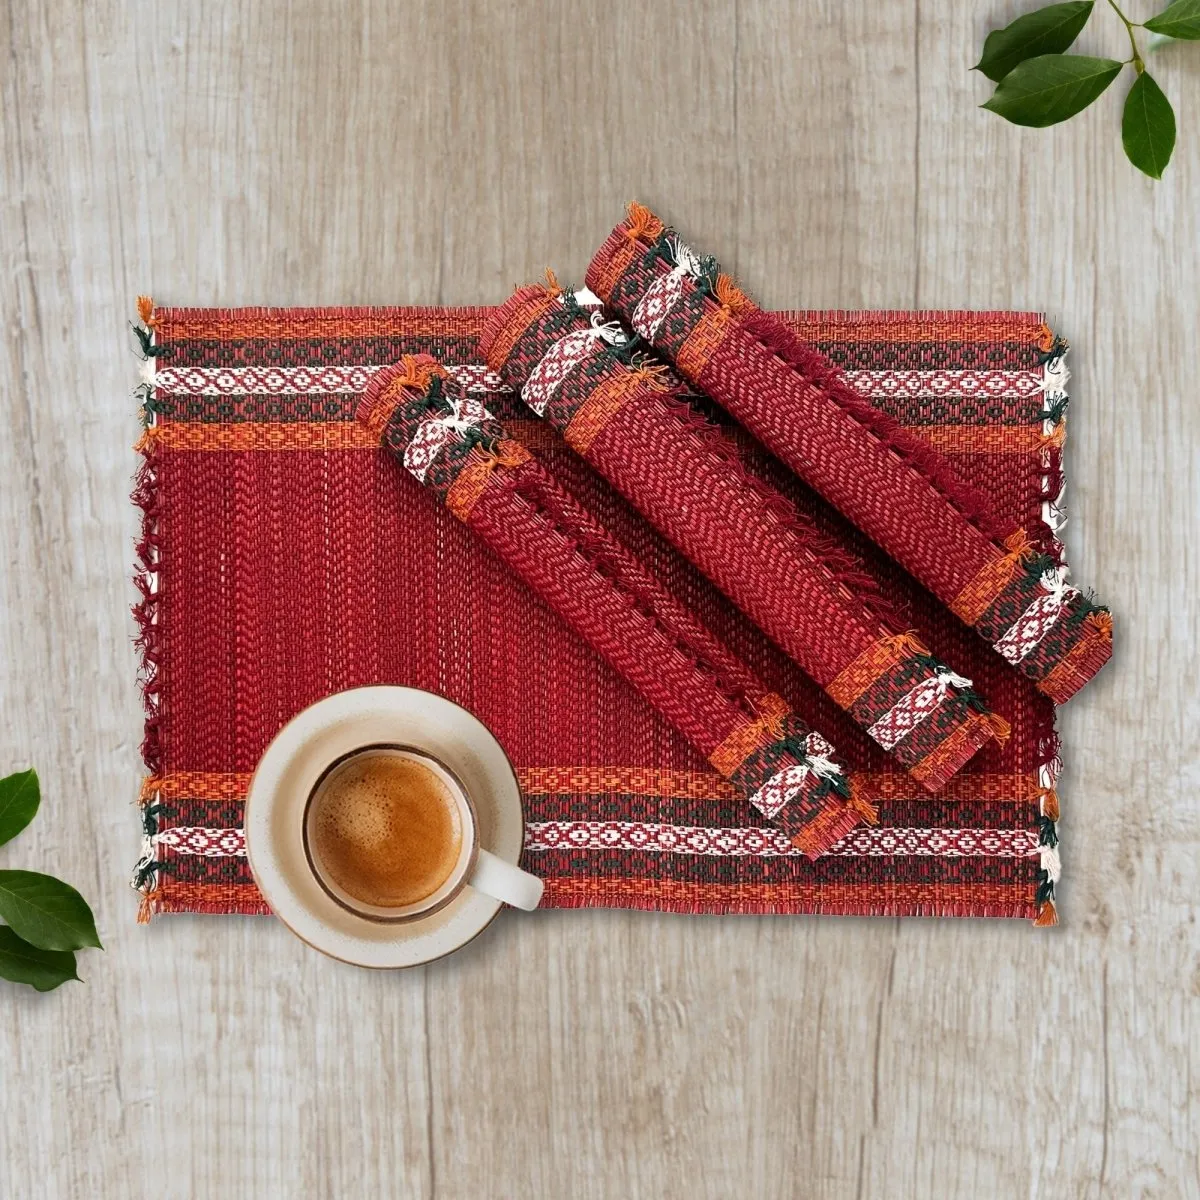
136 295 158 328
394 353 446 391
359 355 445 438
983 712 1012 745
1003 528 1037 560
752 706 788 743
543 268 563 299
1034 899 1058 927
628 361 671 390
1039 787 1060 821
624 201 663 244
714 273 753 317
138 776 162 804
478 440 531 477
847 778 879 825
1041 422 1067 450
133 426 160 454
879 630 930 658
1036 324 1055 353
136 890 159 924
1085 610 1113 639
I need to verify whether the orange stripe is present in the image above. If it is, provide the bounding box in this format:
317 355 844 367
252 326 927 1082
156 306 492 342
146 418 1046 457
563 373 642 454
707 694 791 777
540 877 1037 917
145 877 1036 920
145 423 379 451
906 425 1045 455
855 770 1040 802
778 312 1047 346
517 766 738 800
145 771 253 799
150 881 270 916
906 714 993 791
445 442 532 522
950 549 1021 625
142 767 1042 804
482 290 555 375
825 634 917 709
155 306 1046 349
789 800 863 859
1038 614 1113 704
676 307 732 381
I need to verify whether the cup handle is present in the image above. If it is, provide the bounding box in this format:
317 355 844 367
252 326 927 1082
468 849 544 911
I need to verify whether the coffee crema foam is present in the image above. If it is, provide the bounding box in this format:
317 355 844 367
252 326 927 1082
308 752 463 909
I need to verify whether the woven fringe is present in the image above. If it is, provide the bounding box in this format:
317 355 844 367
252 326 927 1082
1031 332 1068 927
131 298 168 922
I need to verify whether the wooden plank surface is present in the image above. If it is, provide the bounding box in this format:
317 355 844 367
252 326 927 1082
1 1 1196 1195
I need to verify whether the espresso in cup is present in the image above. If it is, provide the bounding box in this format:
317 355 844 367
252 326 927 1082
303 744 491 922
306 749 465 910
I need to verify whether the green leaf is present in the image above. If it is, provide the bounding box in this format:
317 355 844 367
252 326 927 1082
0 926 79 992
975 2 1095 82
0 870 102 951
1122 71 1176 178
1145 0 1200 38
982 54 1123 128
0 769 40 847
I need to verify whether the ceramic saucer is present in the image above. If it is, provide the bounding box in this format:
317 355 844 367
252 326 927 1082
244 686 524 968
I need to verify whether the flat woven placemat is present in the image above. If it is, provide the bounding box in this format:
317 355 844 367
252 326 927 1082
132 305 1066 922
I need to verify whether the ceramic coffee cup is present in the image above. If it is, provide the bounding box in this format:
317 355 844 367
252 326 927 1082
245 686 543 967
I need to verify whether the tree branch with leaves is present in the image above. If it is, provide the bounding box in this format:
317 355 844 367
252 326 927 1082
976 0 1199 178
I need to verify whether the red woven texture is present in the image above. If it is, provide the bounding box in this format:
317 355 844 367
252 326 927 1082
479 289 998 791
132 303 1063 923
466 460 762 757
586 211 1112 703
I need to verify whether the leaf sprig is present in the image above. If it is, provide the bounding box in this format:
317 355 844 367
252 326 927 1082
0 770 102 992
976 0 1197 178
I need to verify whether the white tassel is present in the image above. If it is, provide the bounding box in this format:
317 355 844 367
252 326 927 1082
1042 356 1070 397
442 395 491 436
1038 564 1076 607
935 668 974 694
130 835 157 891
587 311 630 347
1040 844 1062 883
668 235 704 279
802 752 843 783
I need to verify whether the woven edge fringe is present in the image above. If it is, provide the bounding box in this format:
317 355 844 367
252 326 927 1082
1031 331 1070 927
131 297 169 923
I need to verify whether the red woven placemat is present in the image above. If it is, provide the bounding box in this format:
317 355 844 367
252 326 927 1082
132 303 1066 923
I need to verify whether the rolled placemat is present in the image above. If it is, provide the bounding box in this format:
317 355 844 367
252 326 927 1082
479 280 1006 794
358 354 875 857
586 204 1113 705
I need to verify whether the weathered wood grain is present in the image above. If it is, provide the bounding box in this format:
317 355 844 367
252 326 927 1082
0 1 1196 1196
